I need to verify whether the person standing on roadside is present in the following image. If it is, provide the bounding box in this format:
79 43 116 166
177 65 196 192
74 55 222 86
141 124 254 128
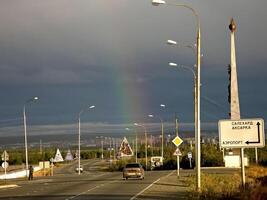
28 165 34 180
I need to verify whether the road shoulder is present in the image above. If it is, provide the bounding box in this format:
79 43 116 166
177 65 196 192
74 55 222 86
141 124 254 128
0 184 19 189
134 170 191 200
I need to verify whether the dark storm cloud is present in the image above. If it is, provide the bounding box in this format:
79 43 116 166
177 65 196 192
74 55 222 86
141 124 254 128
0 0 266 129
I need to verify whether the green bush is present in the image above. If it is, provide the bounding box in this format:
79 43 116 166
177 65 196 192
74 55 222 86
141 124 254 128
201 144 224 167
9 152 23 165
109 159 129 171
163 158 176 170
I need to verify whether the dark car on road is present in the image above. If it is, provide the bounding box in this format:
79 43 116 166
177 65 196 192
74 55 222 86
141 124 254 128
123 163 144 180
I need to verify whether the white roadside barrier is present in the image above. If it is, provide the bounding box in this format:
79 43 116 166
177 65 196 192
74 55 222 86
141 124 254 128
0 166 41 180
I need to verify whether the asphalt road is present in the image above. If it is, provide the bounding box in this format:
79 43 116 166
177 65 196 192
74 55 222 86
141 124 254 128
0 160 173 200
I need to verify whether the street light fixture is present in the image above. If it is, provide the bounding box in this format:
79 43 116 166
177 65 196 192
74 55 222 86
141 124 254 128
152 0 166 6
78 105 95 175
169 63 196 79
23 96 39 178
167 39 197 54
134 123 147 170
169 62 177 67
167 40 177 45
152 0 202 191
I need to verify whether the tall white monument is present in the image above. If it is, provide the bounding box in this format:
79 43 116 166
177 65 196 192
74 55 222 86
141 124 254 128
229 18 241 120
229 18 246 187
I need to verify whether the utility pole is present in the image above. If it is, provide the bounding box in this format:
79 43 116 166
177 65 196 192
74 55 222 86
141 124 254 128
101 139 104 160
151 135 153 156
40 139 42 154
135 132 138 163
176 117 180 177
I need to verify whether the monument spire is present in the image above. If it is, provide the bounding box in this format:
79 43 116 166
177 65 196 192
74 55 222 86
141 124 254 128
229 18 240 120
229 19 246 188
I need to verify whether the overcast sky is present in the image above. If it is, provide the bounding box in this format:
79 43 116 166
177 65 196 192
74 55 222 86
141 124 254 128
0 0 266 135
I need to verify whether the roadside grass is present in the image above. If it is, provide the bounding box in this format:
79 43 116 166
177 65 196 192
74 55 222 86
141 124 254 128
34 168 51 177
107 159 128 172
0 181 5 186
187 172 240 199
187 165 267 200
240 165 267 200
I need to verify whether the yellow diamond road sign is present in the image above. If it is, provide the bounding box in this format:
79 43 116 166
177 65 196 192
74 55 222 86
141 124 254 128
172 136 183 147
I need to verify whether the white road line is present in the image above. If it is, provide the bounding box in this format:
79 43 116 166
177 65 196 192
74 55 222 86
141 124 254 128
0 184 19 189
130 170 175 200
65 179 119 200
129 178 161 200
166 170 175 178
65 185 99 200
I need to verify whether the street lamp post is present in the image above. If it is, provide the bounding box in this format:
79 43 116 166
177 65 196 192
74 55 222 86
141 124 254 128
148 113 164 158
23 96 39 178
78 105 95 175
160 104 165 158
112 138 116 160
169 63 196 104
169 63 196 160
109 137 112 161
152 0 202 191
150 135 153 156
135 130 138 163
101 137 104 160
134 123 147 170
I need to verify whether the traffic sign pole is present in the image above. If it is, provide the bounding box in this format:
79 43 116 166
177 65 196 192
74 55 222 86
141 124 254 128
189 158 192 169
177 155 180 177
4 151 6 181
240 148 245 187
219 118 265 188
255 147 258 164
175 119 179 178
2 151 9 181
188 152 192 168
174 119 182 178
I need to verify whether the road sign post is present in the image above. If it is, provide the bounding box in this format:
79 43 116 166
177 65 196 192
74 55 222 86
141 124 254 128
172 136 183 178
50 158 54 176
219 118 265 187
173 148 182 177
188 152 192 168
2 151 9 181
2 161 8 181
218 118 265 148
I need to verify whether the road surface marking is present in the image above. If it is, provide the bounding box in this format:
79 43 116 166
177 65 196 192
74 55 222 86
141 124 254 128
65 179 119 200
0 184 19 189
65 185 99 200
130 178 161 200
130 171 175 200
